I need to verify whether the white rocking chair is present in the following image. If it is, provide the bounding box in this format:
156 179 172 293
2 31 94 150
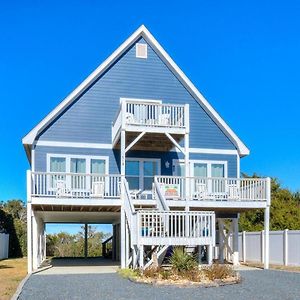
55 180 71 198
194 182 208 200
91 181 105 198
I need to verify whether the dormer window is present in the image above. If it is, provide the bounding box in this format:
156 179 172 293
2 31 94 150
136 43 147 58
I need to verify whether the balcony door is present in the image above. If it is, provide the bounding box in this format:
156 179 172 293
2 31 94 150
125 158 160 191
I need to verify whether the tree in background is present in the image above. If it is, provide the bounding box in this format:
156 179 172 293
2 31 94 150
46 225 110 257
239 175 300 231
0 200 26 257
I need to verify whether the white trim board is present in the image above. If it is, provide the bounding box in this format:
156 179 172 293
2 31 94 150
22 25 249 157
36 141 112 149
35 140 238 155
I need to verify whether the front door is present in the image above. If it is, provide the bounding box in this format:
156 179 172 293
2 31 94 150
125 158 161 192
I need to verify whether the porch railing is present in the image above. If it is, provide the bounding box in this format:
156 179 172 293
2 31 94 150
30 172 122 198
155 176 269 202
112 101 188 142
137 210 215 246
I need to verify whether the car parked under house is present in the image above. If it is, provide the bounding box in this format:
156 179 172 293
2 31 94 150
23 25 271 273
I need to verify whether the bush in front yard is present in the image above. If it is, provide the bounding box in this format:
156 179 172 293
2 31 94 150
169 247 198 273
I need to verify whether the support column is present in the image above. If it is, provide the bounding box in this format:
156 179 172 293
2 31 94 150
264 206 270 269
218 219 224 263
125 219 129 267
27 203 32 273
84 224 88 258
32 212 38 270
207 245 213 265
232 217 239 265
121 208 126 268
139 245 144 269
112 225 116 260
264 177 271 269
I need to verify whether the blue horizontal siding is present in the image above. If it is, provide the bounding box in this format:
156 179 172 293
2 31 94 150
38 37 236 150
34 146 237 178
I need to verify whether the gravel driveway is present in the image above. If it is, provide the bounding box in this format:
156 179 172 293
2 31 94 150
18 270 300 300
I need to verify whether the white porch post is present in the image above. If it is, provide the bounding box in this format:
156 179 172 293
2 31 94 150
27 170 33 273
139 245 144 269
264 177 271 269
207 245 213 265
32 212 38 270
184 104 190 203
120 208 126 269
232 217 239 265
264 206 270 269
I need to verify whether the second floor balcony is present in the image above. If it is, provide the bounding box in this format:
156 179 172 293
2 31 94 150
112 100 189 147
28 171 270 209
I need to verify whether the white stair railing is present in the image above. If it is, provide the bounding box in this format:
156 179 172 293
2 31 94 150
122 178 137 246
153 178 169 211
137 210 215 246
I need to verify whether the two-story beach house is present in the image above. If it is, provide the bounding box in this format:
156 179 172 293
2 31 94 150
23 25 271 273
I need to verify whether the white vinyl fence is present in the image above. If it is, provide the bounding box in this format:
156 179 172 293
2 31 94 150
0 233 9 259
238 230 300 266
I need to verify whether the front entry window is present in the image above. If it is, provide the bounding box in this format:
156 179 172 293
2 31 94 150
126 160 140 190
143 161 158 190
126 159 160 191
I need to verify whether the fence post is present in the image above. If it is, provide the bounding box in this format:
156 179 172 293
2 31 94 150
242 231 246 263
284 229 288 266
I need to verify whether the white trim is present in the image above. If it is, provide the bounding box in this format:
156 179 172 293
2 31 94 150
172 147 238 155
36 140 112 149
120 97 162 104
36 140 238 155
189 148 238 155
22 25 249 156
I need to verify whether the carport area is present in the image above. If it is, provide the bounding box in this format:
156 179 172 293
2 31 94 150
40 257 119 275
28 205 122 273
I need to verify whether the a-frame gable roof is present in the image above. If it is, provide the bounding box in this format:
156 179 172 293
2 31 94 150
22 25 249 157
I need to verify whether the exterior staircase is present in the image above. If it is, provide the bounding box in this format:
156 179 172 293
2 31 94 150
122 178 216 269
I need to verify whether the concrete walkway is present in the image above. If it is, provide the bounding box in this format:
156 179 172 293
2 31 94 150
19 264 300 300
37 257 119 275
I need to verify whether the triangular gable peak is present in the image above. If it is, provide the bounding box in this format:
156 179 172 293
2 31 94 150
22 25 249 157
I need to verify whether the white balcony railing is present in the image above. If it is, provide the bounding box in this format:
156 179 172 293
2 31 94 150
137 210 215 246
112 101 188 142
30 172 122 198
155 176 269 202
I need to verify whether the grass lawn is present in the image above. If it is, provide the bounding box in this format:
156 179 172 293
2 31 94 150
0 257 27 300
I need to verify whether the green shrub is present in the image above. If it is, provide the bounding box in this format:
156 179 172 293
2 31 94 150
169 247 197 273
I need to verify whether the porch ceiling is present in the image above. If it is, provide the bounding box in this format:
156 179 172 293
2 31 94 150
114 132 183 151
34 209 120 224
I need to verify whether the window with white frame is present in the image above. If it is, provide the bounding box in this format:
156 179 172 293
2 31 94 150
126 158 160 191
47 154 108 190
173 160 227 178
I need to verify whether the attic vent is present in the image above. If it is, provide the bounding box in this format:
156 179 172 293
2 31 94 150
136 43 147 58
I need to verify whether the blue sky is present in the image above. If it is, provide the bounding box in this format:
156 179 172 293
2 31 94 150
0 1 300 233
